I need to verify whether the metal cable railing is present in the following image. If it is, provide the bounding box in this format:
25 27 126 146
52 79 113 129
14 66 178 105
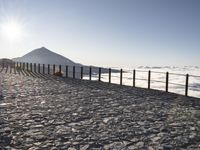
1 61 199 98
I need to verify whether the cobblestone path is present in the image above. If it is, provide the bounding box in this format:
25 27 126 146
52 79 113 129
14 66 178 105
0 65 200 149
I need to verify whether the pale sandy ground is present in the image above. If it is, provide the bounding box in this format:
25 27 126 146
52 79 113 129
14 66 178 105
0 65 200 150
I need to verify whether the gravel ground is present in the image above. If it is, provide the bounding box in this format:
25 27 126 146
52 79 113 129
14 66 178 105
0 65 200 150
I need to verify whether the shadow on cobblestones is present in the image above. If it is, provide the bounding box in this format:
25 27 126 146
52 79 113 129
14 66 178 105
0 65 200 149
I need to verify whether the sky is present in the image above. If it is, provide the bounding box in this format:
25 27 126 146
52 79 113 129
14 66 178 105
0 0 200 68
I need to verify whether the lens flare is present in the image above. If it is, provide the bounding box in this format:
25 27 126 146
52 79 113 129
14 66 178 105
1 20 23 40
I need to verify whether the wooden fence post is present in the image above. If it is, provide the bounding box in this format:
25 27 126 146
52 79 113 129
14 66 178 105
109 68 111 83
185 74 189 96
23 63 25 70
120 69 123 85
48 64 50 74
59 65 61 74
148 70 151 89
43 64 45 74
53 64 55 74
38 64 40 73
13 62 15 71
73 66 75 79
30 63 32 72
81 66 83 79
166 72 169 92
26 63 28 71
133 69 136 87
34 63 36 72
99 68 101 81
89 66 92 80
66 66 68 78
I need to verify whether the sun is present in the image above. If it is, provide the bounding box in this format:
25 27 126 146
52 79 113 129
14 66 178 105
1 21 23 40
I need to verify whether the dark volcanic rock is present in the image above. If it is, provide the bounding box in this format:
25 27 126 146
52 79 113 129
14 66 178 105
0 66 200 149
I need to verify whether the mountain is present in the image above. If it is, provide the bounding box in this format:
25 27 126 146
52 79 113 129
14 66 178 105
12 47 119 76
0 58 15 68
0 58 13 63
12 47 79 66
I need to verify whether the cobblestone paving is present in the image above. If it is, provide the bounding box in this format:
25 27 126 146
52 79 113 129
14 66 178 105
0 65 200 149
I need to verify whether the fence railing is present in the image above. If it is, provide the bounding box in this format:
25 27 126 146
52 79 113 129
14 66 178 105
0 61 200 98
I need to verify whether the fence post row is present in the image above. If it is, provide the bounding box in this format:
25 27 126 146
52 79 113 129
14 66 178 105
99 68 101 82
148 70 151 89
166 72 169 92
89 66 92 80
133 69 136 87
11 62 193 98
73 66 75 79
109 68 111 84
185 74 189 96
120 69 123 85
81 66 83 79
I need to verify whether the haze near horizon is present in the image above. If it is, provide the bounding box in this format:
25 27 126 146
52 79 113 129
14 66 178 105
0 0 200 68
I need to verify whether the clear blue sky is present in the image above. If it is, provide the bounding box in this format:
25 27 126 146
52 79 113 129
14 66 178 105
0 0 200 67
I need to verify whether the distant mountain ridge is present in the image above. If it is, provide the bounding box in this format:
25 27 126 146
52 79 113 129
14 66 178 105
0 58 14 64
12 47 79 66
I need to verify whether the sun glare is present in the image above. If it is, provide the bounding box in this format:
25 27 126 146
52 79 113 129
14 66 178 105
1 21 23 40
